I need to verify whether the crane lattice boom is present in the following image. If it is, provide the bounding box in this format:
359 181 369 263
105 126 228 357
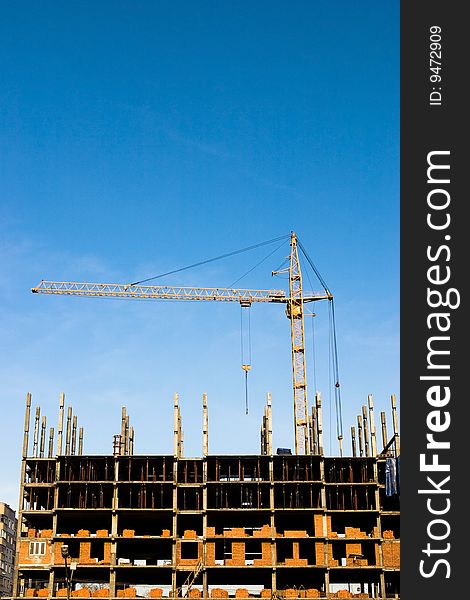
32 281 289 303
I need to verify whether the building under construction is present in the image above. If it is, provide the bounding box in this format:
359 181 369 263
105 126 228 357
12 233 400 599
12 389 400 600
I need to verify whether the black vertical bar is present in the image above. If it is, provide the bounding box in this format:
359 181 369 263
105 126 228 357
401 2 465 598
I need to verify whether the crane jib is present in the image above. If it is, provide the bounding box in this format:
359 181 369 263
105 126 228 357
31 281 291 303
32 282 329 303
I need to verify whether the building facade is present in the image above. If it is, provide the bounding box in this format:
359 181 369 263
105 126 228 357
12 453 400 599
12 394 400 599
1 501 18 597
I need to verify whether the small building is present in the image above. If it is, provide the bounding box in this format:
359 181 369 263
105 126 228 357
1 501 18 597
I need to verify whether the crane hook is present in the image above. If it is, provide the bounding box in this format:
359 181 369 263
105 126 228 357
242 364 251 415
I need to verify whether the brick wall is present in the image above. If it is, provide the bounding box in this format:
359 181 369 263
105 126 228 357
175 540 202 566
382 540 400 568
18 539 52 566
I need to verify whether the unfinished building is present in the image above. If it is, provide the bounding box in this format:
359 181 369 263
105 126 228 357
12 391 400 600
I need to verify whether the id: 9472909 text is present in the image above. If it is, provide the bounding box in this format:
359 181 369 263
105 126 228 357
429 25 442 106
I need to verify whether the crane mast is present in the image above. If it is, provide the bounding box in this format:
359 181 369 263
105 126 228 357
288 233 310 455
32 232 331 454
271 232 312 454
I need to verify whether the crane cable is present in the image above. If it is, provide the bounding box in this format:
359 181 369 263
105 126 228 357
297 239 343 449
240 305 252 415
311 310 317 396
228 238 289 288
297 239 332 296
299 253 318 394
230 240 291 416
130 234 290 286
328 308 333 455
130 233 289 416
329 299 344 445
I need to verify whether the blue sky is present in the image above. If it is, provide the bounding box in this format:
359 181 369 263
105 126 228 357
0 1 399 509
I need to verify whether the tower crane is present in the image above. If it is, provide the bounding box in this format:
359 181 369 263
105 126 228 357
32 232 333 455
